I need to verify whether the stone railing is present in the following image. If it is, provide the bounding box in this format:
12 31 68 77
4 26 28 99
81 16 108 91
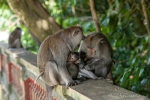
0 41 149 100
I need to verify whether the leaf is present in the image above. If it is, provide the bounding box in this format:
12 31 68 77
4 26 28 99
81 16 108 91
140 78 147 86
148 57 150 65
139 68 144 77
123 23 132 36
147 79 150 90
120 69 130 84
72 0 76 6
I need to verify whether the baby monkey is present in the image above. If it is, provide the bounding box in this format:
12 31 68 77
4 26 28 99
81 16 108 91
67 52 103 81
67 52 84 80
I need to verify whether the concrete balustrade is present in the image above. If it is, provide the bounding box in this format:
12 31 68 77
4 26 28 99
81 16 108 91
0 41 149 100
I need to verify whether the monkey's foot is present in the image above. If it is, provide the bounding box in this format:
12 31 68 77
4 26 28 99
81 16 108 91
74 80 82 84
78 76 87 82
66 81 77 89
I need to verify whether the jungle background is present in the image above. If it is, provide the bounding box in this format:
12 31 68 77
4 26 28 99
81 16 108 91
0 0 150 98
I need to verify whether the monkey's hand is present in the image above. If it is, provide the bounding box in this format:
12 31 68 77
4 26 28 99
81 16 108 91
84 58 107 70
78 76 87 82
74 80 82 84
84 64 95 70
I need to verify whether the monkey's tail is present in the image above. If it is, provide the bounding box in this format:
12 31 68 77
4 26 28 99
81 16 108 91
34 72 44 84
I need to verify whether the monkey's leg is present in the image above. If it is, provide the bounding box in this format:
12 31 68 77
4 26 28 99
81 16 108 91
79 69 102 80
106 71 114 84
43 61 59 100
45 84 54 100
45 61 77 89
43 61 59 86
58 65 77 88
11 39 21 48
106 70 113 80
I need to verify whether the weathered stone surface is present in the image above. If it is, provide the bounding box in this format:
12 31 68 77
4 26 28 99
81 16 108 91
54 79 149 100
0 41 44 87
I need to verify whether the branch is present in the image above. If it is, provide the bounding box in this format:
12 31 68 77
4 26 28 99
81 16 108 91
89 0 101 32
75 7 90 12
6 0 61 43
141 0 150 42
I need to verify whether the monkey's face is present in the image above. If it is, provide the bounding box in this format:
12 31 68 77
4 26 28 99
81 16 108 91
87 48 96 58
15 27 22 33
67 52 79 62
82 32 112 59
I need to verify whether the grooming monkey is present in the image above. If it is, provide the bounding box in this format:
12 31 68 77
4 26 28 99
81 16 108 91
79 32 114 80
37 26 84 100
8 27 23 48
67 52 103 80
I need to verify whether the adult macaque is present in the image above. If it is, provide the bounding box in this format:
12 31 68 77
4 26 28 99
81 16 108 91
34 52 84 84
37 26 84 100
79 32 114 80
8 27 23 48
34 52 83 83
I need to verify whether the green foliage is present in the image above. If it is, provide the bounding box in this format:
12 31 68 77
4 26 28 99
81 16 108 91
20 26 39 54
0 0 150 97
104 0 150 97
0 1 13 30
0 1 38 54
46 0 150 97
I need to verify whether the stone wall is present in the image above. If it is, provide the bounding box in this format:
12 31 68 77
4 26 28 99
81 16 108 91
0 41 149 100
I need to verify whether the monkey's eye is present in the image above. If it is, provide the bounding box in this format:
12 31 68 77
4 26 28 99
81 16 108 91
71 56 75 60
100 39 105 44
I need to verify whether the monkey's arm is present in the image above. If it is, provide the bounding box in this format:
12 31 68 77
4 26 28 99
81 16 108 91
84 58 110 70
79 69 102 80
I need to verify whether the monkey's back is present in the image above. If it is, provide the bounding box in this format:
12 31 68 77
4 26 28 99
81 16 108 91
8 30 21 47
37 33 69 73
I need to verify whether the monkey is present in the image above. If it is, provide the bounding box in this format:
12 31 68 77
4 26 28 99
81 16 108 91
67 52 84 80
8 27 23 48
34 52 83 84
37 26 84 100
34 52 84 84
68 51 103 80
66 52 103 81
79 32 114 81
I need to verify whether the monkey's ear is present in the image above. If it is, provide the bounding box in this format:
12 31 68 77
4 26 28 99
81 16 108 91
72 29 79 37
76 24 81 27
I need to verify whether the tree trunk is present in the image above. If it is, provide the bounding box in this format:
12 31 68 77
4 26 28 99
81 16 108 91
89 0 101 33
7 0 61 44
